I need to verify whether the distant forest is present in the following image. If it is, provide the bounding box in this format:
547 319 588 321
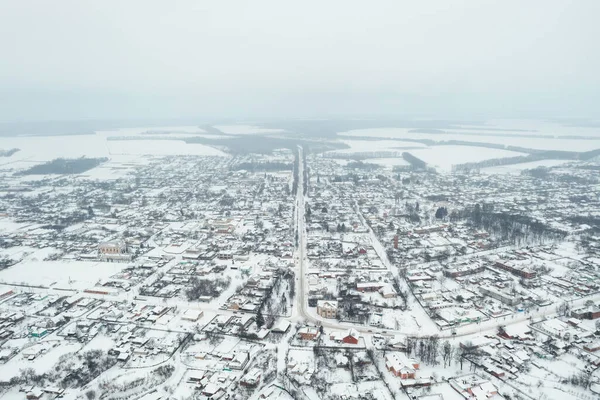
20 157 107 175
402 152 427 169
0 148 19 157
453 148 600 172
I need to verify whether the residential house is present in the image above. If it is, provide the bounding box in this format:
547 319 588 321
342 328 360 344
241 368 262 387
317 300 338 319
385 353 419 379
298 326 320 341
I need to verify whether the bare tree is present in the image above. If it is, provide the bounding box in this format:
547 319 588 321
442 340 454 368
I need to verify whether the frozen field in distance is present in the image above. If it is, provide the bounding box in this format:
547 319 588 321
0 135 109 164
97 126 230 140
100 126 228 156
484 118 600 137
410 145 525 172
329 140 525 173
332 139 427 154
106 139 227 156
213 124 285 135
362 157 409 169
0 127 229 173
97 126 206 136
338 120 600 152
481 159 571 175
75 155 154 180
337 128 413 139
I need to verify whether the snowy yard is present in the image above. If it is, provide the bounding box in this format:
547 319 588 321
0 260 126 290
0 339 81 380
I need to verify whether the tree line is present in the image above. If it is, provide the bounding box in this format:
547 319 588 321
20 157 108 175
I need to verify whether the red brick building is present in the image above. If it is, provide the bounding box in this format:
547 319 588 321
342 328 360 344
494 261 536 279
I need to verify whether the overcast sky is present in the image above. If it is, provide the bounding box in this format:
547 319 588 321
0 0 598 122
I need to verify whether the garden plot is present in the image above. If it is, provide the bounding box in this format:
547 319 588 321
0 339 81 380
0 260 126 290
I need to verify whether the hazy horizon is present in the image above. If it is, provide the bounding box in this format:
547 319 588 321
1 0 599 123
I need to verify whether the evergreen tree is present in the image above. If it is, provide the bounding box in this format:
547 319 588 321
256 310 265 327
435 207 448 219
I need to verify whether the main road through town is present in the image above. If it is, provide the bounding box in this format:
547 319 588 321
292 145 308 323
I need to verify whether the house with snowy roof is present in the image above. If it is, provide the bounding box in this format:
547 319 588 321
385 353 419 379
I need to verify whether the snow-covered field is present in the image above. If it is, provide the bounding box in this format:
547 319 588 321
409 146 525 172
97 126 207 136
333 139 427 154
97 126 229 140
328 125 600 172
338 121 600 152
106 139 226 156
329 157 410 170
0 246 59 262
0 339 81 380
213 124 285 135
328 139 526 172
75 155 152 180
362 158 410 169
0 135 108 163
0 126 229 174
484 119 600 137
0 220 41 233
0 260 126 290
480 159 571 174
